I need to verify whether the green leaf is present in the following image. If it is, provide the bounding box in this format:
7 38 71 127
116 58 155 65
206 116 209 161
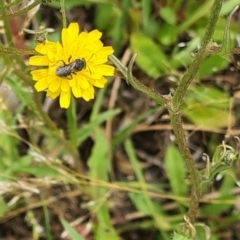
88 129 109 184
170 37 201 69
3 155 32 177
159 7 176 25
125 139 170 231
198 54 228 78
164 144 187 197
183 86 233 128
94 4 116 31
128 192 170 230
183 106 232 128
21 166 60 178
172 232 193 240
60 218 85 240
157 23 178 46
87 129 120 240
95 204 119 240
130 33 169 77
185 86 230 109
0 197 8 217
220 0 240 16
178 0 214 33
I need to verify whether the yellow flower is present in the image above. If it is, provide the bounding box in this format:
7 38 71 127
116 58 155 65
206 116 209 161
29 23 115 108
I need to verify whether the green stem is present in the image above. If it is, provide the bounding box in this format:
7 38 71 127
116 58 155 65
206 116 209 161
172 0 223 111
60 0 67 28
170 111 201 225
169 0 223 227
109 54 166 106
111 0 223 232
33 91 85 174
67 96 78 148
0 46 35 55
0 0 42 19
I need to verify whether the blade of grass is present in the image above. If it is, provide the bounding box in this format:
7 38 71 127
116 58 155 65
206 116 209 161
88 128 119 240
60 218 85 240
178 0 214 33
90 88 107 121
41 195 52 240
124 139 171 233
76 108 121 145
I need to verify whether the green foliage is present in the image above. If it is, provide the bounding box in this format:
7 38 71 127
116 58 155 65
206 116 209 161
183 86 232 128
0 0 239 239
88 129 119 239
61 218 85 240
130 33 169 77
164 145 187 197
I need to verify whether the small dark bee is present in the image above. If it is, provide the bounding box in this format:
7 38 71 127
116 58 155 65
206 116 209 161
55 57 86 78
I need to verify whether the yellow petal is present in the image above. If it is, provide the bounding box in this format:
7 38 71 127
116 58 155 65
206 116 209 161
97 46 114 56
67 23 79 42
76 32 88 50
34 78 49 91
49 78 61 92
75 75 89 90
75 48 91 60
72 86 82 98
62 23 79 50
82 85 94 101
47 90 60 99
29 56 49 66
61 28 68 48
92 55 108 64
93 77 107 88
30 69 48 81
35 40 57 54
61 79 70 92
86 40 103 52
60 91 71 108
88 30 102 42
46 73 57 85
96 64 115 76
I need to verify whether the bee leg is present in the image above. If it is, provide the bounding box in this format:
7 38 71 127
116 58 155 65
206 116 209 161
68 73 75 80
68 56 72 63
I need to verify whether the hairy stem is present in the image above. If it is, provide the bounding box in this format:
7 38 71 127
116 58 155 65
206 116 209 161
111 0 223 232
60 0 67 28
169 0 223 226
172 0 223 110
